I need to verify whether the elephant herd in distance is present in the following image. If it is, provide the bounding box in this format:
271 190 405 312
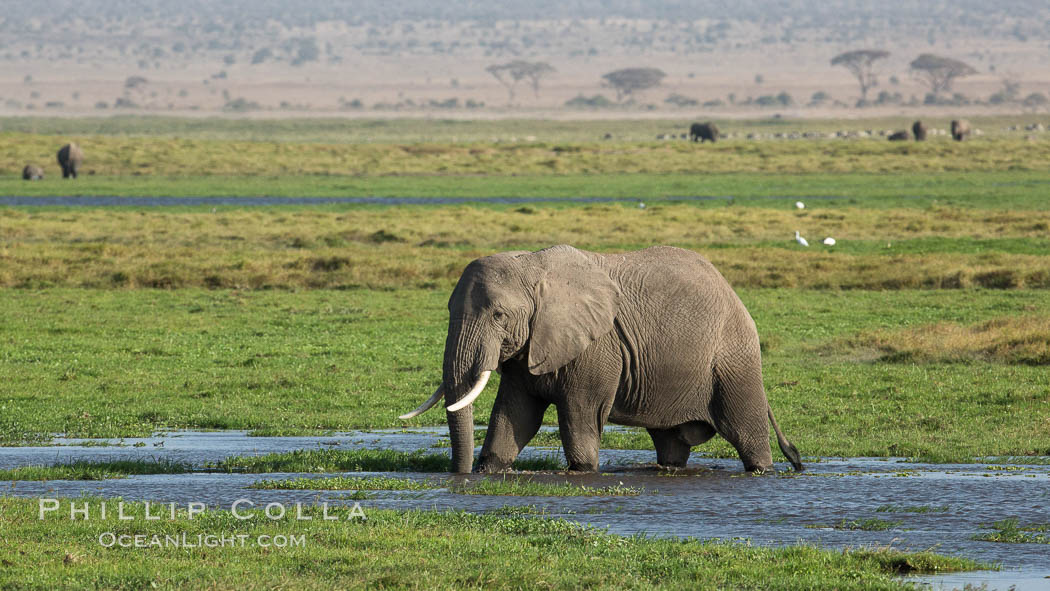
672 119 984 143
21 142 83 180
887 119 970 142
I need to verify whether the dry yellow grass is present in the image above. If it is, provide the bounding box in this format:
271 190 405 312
1 204 1049 290
834 316 1050 365
4 131 1050 177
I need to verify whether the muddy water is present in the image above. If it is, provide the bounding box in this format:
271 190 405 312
3 429 1048 590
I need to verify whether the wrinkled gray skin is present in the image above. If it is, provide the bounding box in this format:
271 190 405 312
887 130 909 141
950 119 970 141
56 142 83 178
22 164 43 180
912 120 928 141
431 245 803 474
689 122 719 143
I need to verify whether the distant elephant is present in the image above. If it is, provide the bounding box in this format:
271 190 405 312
887 130 909 141
22 164 44 180
56 142 83 178
399 245 804 475
912 120 928 141
950 119 970 141
689 122 720 143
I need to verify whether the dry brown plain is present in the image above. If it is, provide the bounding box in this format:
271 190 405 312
2 17 1048 120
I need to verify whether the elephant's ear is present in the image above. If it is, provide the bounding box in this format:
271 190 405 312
527 246 620 375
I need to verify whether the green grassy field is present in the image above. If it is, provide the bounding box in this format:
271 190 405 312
1 115 1044 588
2 115 1050 185
2 288 1047 462
0 497 985 590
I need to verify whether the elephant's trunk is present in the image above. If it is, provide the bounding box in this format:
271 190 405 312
447 405 474 474
441 316 499 473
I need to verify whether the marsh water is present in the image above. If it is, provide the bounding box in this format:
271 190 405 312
3 429 1048 590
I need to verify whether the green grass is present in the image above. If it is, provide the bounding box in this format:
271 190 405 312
808 519 905 531
11 133 1048 178
876 505 951 514
4 170 1050 210
972 518 1050 544
0 496 987 590
247 475 642 497
0 459 190 481
211 449 565 474
213 449 453 473
1 119 1049 465
247 476 436 491
452 478 643 497
2 288 1049 463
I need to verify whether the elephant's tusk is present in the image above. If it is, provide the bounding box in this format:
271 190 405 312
445 371 491 412
398 385 444 419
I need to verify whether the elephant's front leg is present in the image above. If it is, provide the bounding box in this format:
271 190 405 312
557 405 604 472
475 378 549 473
554 364 620 472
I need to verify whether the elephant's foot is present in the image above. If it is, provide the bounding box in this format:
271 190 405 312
742 460 774 474
564 450 599 472
565 464 598 473
656 460 688 471
473 454 514 473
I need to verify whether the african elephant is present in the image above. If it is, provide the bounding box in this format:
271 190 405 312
689 122 719 143
950 119 970 141
399 245 804 475
56 142 83 178
887 130 909 141
912 120 928 141
22 164 44 180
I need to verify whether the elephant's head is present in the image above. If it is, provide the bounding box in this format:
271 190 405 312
399 245 621 472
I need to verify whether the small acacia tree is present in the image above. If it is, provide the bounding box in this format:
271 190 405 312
601 67 666 102
486 61 556 103
830 49 889 105
909 54 978 97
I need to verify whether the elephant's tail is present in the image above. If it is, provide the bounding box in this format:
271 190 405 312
768 405 804 472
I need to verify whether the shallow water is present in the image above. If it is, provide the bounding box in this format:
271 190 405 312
4 429 1048 590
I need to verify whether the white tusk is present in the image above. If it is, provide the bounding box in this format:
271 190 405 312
398 385 444 420
445 371 492 412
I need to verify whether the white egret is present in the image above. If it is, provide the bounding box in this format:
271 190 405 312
795 201 805 209
795 231 809 247
823 237 836 246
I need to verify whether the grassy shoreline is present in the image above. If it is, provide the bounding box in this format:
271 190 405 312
4 171 1050 209
0 496 987 590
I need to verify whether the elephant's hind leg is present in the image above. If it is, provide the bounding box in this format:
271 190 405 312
648 427 690 467
712 368 775 473
648 421 715 468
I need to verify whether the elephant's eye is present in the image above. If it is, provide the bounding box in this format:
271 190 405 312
492 309 506 321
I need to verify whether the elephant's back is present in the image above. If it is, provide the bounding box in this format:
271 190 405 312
606 246 733 291
602 246 750 335
58 143 82 159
